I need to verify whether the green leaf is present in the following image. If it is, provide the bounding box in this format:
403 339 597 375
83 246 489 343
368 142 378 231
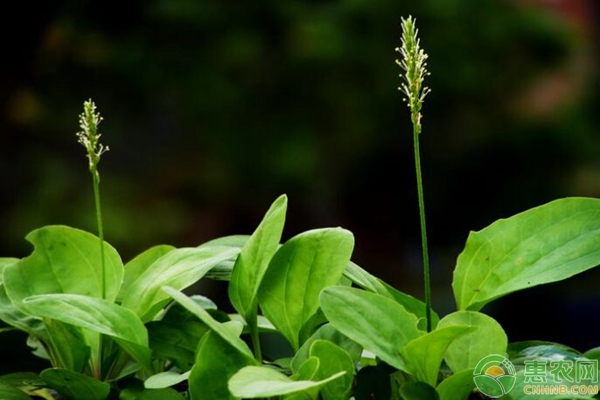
453 198 600 311
23 294 152 372
436 368 475 400
3 226 123 305
163 287 253 358
24 294 147 347
309 340 354 400
41 368 110 400
584 347 600 361
258 228 354 350
228 366 345 398
118 245 175 302
0 372 42 390
147 319 208 370
344 261 439 329
399 381 439 400
44 318 90 372
320 286 422 372
291 323 361 373
508 341 584 365
0 258 19 285
285 357 321 400
122 246 239 321
199 235 249 249
199 235 250 281
401 325 472 386
0 286 46 339
229 194 287 320
438 311 507 373
0 384 31 400
144 371 190 389
147 295 214 369
188 322 256 400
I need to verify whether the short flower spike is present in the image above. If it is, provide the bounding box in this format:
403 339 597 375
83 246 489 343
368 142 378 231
77 99 109 178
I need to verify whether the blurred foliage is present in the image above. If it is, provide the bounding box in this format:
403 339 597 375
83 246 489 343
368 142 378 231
1 0 599 359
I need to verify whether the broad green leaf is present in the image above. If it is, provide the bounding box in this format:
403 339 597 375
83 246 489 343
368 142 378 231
228 366 345 398
401 325 472 386
438 311 507 373
229 194 287 321
122 246 239 321
508 341 584 365
258 228 354 350
188 322 256 400
0 286 46 339
147 319 209 370
285 357 321 400
0 372 42 390
344 261 439 329
453 198 600 311
291 323 361 373
3 226 123 305
41 368 110 400
199 235 250 281
436 368 475 400
148 294 214 369
44 318 90 372
309 340 354 400
23 294 152 372
118 245 175 302
320 286 422 372
0 384 30 400
584 347 600 361
144 371 190 389
163 287 253 358
0 258 19 285
24 294 147 346
199 235 249 249
399 381 439 400
298 309 329 346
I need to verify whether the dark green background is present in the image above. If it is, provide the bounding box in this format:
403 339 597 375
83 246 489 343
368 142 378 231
1 0 599 372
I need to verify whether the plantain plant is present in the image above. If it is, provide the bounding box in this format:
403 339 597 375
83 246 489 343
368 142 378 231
0 16 599 400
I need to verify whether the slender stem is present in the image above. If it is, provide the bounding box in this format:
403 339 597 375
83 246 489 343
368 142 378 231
92 171 106 377
249 310 262 362
412 120 432 333
92 172 106 299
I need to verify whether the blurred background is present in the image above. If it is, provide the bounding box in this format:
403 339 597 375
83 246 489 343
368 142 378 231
1 0 599 372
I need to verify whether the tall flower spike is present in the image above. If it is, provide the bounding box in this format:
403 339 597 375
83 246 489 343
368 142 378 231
77 99 109 178
396 16 431 134
397 16 433 332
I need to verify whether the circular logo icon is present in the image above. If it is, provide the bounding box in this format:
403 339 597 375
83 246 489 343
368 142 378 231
473 354 517 398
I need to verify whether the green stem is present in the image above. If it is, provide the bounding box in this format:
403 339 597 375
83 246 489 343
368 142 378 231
249 311 262 362
92 172 106 299
412 119 432 333
92 171 106 377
